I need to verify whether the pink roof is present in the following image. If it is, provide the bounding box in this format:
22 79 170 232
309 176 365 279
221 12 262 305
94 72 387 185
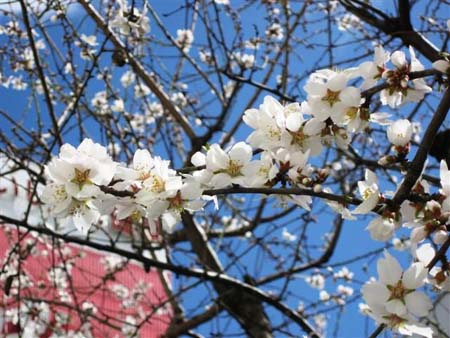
0 225 172 337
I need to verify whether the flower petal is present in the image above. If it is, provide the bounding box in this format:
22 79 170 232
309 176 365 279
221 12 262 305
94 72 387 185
377 251 402 285
405 291 432 317
402 262 428 289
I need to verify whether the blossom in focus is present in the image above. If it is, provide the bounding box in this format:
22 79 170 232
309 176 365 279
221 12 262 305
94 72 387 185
367 307 433 338
352 169 380 214
362 251 432 323
304 69 359 122
42 139 117 234
193 142 254 188
115 149 155 186
159 181 206 232
243 96 289 150
241 151 278 187
135 156 182 209
358 45 389 89
45 139 116 199
282 102 324 155
381 47 431 108
404 200 448 245
387 119 413 147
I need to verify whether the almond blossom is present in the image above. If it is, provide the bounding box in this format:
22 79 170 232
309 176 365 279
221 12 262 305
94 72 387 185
158 181 206 232
110 0 150 38
282 102 324 155
175 29 194 53
42 139 117 234
366 215 398 242
399 164 450 245
45 138 116 199
352 169 380 214
367 307 433 338
241 151 278 187
416 243 450 291
358 45 389 89
362 251 432 335
381 47 431 108
304 69 359 122
134 156 183 210
195 142 254 188
243 95 292 150
387 119 413 147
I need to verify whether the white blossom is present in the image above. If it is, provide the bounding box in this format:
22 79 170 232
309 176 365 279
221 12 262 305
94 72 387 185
366 216 398 241
387 119 413 147
352 169 380 214
362 251 432 319
176 29 194 53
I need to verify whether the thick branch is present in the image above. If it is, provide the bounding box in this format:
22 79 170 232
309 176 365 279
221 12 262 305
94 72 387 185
393 87 450 205
340 0 441 62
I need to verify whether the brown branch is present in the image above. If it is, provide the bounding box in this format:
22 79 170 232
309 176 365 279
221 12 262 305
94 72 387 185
339 0 441 62
19 0 62 146
203 187 361 205
256 216 344 285
164 304 222 338
0 213 322 338
180 212 274 338
393 87 450 205
77 0 197 141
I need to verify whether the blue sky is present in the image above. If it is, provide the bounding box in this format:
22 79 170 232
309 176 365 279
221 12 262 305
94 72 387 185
0 1 449 337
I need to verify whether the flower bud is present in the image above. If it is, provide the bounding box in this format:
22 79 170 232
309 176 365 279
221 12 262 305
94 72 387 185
433 229 448 245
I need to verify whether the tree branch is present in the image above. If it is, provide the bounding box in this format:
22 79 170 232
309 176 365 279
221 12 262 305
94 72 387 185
78 0 197 141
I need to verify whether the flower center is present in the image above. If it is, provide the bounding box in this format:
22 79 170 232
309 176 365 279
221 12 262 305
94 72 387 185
268 128 281 140
384 313 406 329
69 200 87 216
362 187 373 200
53 185 68 202
130 210 142 222
168 191 184 210
387 280 408 300
322 89 341 107
346 107 358 121
71 168 92 189
385 67 410 94
290 129 306 146
226 160 243 177
150 175 165 193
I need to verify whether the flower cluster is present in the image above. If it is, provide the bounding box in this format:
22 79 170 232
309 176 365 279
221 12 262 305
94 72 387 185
109 0 150 41
362 252 433 337
41 140 206 234
41 45 441 239
359 46 431 107
401 161 450 245
37 44 450 337
41 139 117 234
